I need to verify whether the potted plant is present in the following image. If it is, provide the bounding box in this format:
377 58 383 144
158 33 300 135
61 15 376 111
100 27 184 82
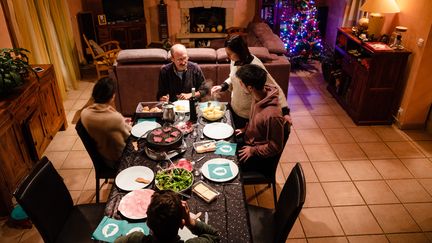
0 48 34 96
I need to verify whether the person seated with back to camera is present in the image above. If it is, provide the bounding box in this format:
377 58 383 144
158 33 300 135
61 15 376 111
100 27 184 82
80 77 131 169
234 64 287 175
157 43 209 102
114 190 220 243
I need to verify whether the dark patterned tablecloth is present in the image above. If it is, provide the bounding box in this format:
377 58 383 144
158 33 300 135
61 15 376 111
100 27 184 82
104 111 252 243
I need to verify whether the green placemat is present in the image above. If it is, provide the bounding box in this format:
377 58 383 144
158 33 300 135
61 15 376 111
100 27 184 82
208 163 233 180
92 216 150 242
215 141 237 156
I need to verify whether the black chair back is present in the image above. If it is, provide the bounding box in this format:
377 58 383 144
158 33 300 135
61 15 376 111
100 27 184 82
75 119 117 202
14 157 74 243
274 162 306 243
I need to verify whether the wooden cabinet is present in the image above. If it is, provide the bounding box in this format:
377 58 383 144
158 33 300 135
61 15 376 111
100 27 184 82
98 22 147 49
0 64 67 216
328 28 411 125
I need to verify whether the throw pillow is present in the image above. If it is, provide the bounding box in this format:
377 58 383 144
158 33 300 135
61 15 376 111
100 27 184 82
261 34 287 55
116 49 168 63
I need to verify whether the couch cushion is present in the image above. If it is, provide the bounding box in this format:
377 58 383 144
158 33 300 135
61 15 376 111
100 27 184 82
167 48 217 63
249 22 287 54
116 49 168 63
216 47 274 63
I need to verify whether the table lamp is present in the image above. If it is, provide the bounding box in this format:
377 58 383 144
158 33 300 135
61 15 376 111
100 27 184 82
360 0 400 40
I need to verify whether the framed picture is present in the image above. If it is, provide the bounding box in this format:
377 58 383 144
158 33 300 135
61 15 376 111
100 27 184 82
98 14 107 25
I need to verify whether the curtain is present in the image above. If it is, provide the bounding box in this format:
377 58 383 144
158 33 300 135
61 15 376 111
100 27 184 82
342 0 365 27
5 0 80 99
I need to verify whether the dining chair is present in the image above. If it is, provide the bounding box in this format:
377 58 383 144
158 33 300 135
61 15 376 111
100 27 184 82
14 156 106 243
247 162 306 243
82 34 121 79
75 119 117 203
241 122 290 205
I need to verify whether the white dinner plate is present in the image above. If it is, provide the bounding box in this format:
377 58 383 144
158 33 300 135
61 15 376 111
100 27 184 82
118 189 154 219
115 166 154 191
131 121 161 138
201 158 239 182
203 123 234 140
173 100 190 113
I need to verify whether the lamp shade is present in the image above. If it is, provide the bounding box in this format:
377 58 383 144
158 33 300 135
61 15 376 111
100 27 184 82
360 0 400 13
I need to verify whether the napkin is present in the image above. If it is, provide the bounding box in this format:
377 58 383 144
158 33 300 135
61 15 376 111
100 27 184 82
92 216 150 242
136 118 156 124
208 163 233 180
215 141 237 156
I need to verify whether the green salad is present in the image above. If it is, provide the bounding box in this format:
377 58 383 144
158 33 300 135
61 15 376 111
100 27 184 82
155 168 193 192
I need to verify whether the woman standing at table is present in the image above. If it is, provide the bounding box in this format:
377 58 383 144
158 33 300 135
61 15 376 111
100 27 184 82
211 35 292 129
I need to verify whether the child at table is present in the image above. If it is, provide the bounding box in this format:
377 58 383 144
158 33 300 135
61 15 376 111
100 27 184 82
114 190 220 243
234 64 288 175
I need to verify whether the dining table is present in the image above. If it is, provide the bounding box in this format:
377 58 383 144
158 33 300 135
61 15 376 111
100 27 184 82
104 104 252 243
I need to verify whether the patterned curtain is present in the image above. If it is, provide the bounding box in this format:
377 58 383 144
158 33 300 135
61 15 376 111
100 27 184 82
4 0 80 98
342 0 365 27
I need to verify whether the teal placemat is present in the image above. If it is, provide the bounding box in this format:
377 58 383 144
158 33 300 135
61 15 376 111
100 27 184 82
215 141 236 156
122 222 150 236
92 216 150 242
136 118 157 124
208 163 233 180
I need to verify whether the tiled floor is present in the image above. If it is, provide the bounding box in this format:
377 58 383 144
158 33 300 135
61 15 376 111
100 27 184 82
1 65 432 242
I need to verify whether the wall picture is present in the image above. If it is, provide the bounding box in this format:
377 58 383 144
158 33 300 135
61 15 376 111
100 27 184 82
98 14 107 25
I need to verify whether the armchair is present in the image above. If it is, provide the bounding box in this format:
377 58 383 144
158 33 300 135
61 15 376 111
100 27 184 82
82 34 121 79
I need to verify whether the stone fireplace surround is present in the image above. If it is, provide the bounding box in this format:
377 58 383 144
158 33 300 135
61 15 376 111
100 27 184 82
177 0 238 46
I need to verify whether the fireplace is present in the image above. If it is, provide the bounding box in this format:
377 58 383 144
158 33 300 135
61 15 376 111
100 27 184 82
190 7 226 33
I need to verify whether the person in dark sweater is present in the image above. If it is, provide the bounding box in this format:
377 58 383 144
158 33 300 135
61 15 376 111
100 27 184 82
114 190 220 243
157 44 208 102
235 64 287 175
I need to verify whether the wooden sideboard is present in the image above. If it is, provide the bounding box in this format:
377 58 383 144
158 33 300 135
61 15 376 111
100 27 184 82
328 28 411 125
0 64 67 215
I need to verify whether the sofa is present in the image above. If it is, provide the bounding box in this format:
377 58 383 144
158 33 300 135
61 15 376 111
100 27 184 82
111 23 291 116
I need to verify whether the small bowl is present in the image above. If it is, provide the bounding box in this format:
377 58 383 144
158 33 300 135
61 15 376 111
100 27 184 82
155 167 194 193
200 102 226 121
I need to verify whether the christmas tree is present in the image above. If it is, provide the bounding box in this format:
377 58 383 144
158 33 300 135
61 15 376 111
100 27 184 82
279 0 322 64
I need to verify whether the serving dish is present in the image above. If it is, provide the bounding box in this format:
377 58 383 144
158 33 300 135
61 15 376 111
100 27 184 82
155 167 194 192
146 125 183 151
135 102 163 118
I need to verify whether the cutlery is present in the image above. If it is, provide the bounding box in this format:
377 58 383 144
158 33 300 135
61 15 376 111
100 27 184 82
204 212 209 224
200 129 204 139
176 191 191 199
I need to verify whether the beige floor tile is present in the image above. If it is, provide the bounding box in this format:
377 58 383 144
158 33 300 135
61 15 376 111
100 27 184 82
69 190 81 205
403 130 432 141
296 129 328 145
65 89 83 100
303 183 330 207
286 239 307 243
347 235 389 243
18 226 43 243
45 135 77 152
62 150 93 169
287 218 305 238
371 126 408 142
369 204 420 233
79 90 93 100
334 205 382 235
337 114 357 128
341 160 383 180
331 143 367 160
358 142 396 159
78 189 110 204
58 168 91 191
426 232 432 242
255 184 276 208
354 180 399 204
387 179 432 203
290 104 311 117
321 182 364 206
371 159 413 179
307 104 335 116
313 116 344 129
71 99 90 110
244 185 259 206
312 161 350 182
0 219 27 242
404 203 432 231
329 103 348 116
275 164 286 184
347 127 381 142
400 158 432 178
293 84 321 95
307 237 348 243
418 179 432 195
386 141 426 159
300 93 327 105
287 130 301 144
414 141 432 157
322 128 355 144
280 144 309 162
287 94 304 105
71 138 85 151
281 162 318 183
56 123 76 136
42 151 69 169
291 115 319 129
303 144 339 161
386 232 430 243
63 99 76 111
300 207 344 237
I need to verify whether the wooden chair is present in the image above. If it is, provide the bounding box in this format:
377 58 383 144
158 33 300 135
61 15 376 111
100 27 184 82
75 119 117 203
14 156 106 243
82 34 121 79
247 162 306 243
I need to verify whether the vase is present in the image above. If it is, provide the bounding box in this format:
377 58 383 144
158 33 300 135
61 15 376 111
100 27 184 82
217 25 223 32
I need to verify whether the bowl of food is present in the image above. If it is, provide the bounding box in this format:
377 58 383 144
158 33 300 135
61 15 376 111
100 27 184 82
155 167 194 193
200 102 226 121
135 102 163 118
146 125 183 151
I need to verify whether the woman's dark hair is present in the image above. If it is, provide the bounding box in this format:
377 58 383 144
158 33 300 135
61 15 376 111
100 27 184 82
146 190 183 241
92 77 116 103
236 64 267 90
225 35 253 66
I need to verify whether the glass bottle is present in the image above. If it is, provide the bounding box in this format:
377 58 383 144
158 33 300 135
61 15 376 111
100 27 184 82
189 88 197 122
